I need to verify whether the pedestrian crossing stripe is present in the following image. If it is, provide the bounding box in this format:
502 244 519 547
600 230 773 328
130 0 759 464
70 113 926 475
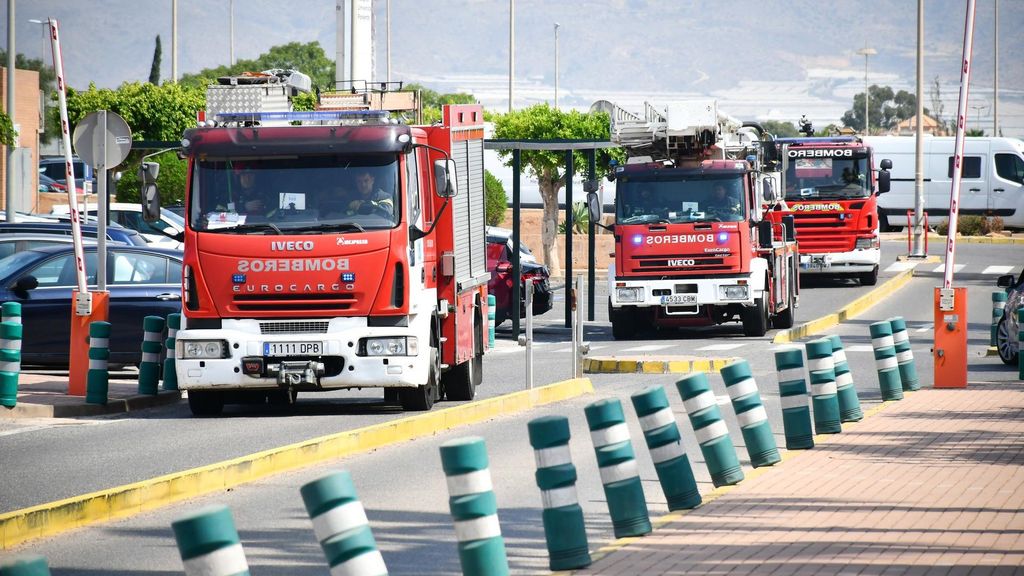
982 265 1015 275
697 343 745 351
884 261 917 273
932 264 965 274
621 344 674 353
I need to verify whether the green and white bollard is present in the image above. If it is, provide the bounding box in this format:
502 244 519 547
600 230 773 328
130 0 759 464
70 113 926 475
630 386 702 510
300 471 388 576
86 321 111 405
0 555 51 576
774 348 814 450
806 338 842 434
991 291 1007 347
171 505 250 576
584 398 652 538
164 313 181 391
720 360 780 468
889 317 920 391
2 302 22 326
870 321 904 401
829 335 862 422
527 415 591 571
487 294 496 349
138 315 166 395
0 320 23 409
439 437 509 576
676 372 744 487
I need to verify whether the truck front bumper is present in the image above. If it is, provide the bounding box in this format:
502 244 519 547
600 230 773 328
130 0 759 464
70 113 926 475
174 317 429 391
799 248 880 275
609 275 758 314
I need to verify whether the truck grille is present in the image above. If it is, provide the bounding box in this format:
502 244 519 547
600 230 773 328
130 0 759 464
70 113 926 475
791 214 858 252
233 293 356 313
632 253 730 273
259 321 331 334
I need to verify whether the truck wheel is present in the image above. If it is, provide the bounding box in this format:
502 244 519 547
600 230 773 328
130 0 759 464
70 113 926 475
188 391 224 417
859 267 879 286
383 388 400 404
609 299 636 340
772 285 796 330
996 316 1019 366
741 297 769 337
400 349 439 410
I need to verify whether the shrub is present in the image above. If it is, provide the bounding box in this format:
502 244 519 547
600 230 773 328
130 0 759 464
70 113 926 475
484 170 507 226
935 215 1003 236
982 216 1004 235
558 201 589 234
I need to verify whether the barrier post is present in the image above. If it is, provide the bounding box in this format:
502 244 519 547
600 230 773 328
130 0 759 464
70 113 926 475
439 437 509 576
0 321 23 409
527 415 591 571
487 294 496 349
889 316 920 391
86 321 111 405
630 386 702 510
0 555 51 575
720 360 780 467
991 291 1007 348
584 398 652 537
870 321 904 400
829 335 863 422
805 338 842 434
675 372 744 487
171 505 250 576
138 315 166 395
774 348 814 450
164 313 181 391
300 471 388 576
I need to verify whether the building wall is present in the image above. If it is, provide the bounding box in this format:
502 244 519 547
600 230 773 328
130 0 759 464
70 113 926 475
0 67 42 213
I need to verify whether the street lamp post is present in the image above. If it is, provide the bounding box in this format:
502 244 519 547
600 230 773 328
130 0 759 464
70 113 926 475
970 104 988 132
554 22 560 110
857 46 877 134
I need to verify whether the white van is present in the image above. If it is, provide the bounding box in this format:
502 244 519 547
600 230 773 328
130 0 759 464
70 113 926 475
862 136 1024 230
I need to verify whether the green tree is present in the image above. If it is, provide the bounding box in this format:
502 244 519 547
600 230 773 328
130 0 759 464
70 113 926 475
492 104 621 272
841 85 925 134
966 128 986 137
0 49 58 144
148 35 162 85
761 120 799 138
179 42 335 91
484 170 508 226
0 110 16 147
404 83 476 124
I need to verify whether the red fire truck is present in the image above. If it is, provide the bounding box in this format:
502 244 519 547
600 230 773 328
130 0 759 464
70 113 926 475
141 71 489 415
768 125 891 285
591 99 799 338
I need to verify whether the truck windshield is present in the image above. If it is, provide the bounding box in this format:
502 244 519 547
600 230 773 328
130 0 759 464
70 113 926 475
784 153 871 200
616 175 746 224
189 155 400 233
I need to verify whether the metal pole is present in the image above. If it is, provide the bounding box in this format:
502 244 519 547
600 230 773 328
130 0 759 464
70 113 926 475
574 274 584 379
386 0 391 84
511 149 522 336
564 149 573 329
524 277 534 390
864 53 869 134
993 0 998 136
943 0 977 291
587 149 596 321
97 111 107 291
508 0 514 113
553 23 559 110
171 0 178 82
912 0 925 257
571 276 578 379
6 0 15 222
229 0 234 66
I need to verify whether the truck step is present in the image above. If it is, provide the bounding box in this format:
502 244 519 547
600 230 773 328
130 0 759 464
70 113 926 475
440 363 451 370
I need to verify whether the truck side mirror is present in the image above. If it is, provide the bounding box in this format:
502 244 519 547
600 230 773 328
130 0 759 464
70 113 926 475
762 177 779 204
139 161 161 223
877 168 891 194
880 158 893 170
586 192 602 225
434 159 457 198
583 179 600 193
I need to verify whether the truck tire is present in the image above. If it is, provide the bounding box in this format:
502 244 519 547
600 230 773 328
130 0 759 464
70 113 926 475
609 299 637 340
742 297 769 337
859 267 879 286
401 349 439 410
188 390 224 417
996 316 1019 366
444 322 483 401
772 285 796 330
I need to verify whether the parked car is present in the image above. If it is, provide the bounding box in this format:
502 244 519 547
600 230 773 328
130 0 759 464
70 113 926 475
0 221 150 246
39 155 95 192
38 174 66 193
486 226 538 263
0 244 183 367
51 203 184 248
0 233 105 260
486 233 553 326
995 269 1023 365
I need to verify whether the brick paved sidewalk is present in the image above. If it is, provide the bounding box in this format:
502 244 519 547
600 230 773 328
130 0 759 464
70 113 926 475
576 382 1024 575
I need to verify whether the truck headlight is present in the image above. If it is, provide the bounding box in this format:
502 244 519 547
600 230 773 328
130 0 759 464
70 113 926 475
360 336 417 356
180 340 227 359
616 287 644 303
719 285 749 300
855 237 879 250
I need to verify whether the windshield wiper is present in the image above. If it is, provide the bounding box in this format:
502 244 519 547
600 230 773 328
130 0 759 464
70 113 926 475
231 222 283 235
290 222 366 234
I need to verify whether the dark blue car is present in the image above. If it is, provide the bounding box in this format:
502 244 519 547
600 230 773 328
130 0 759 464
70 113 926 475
0 221 149 246
0 245 183 367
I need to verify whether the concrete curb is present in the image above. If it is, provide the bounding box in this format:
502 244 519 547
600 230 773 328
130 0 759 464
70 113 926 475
0 377 594 550
583 356 736 374
772 268 916 344
1 390 182 419
882 233 1024 245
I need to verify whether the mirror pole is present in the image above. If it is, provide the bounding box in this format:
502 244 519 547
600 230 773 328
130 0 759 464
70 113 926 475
511 149 522 337
587 149 596 322
564 150 573 329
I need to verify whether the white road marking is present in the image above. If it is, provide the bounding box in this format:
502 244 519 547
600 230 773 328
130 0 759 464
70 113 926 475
884 261 917 273
620 344 674 353
982 265 1014 275
697 343 745 351
932 264 965 274
915 325 933 333
843 345 876 353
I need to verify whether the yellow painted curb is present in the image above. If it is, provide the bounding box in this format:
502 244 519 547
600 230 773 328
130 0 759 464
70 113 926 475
0 377 594 550
773 268 915 344
583 357 737 374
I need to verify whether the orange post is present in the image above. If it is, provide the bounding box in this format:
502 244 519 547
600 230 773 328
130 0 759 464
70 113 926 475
68 291 109 396
932 286 967 388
